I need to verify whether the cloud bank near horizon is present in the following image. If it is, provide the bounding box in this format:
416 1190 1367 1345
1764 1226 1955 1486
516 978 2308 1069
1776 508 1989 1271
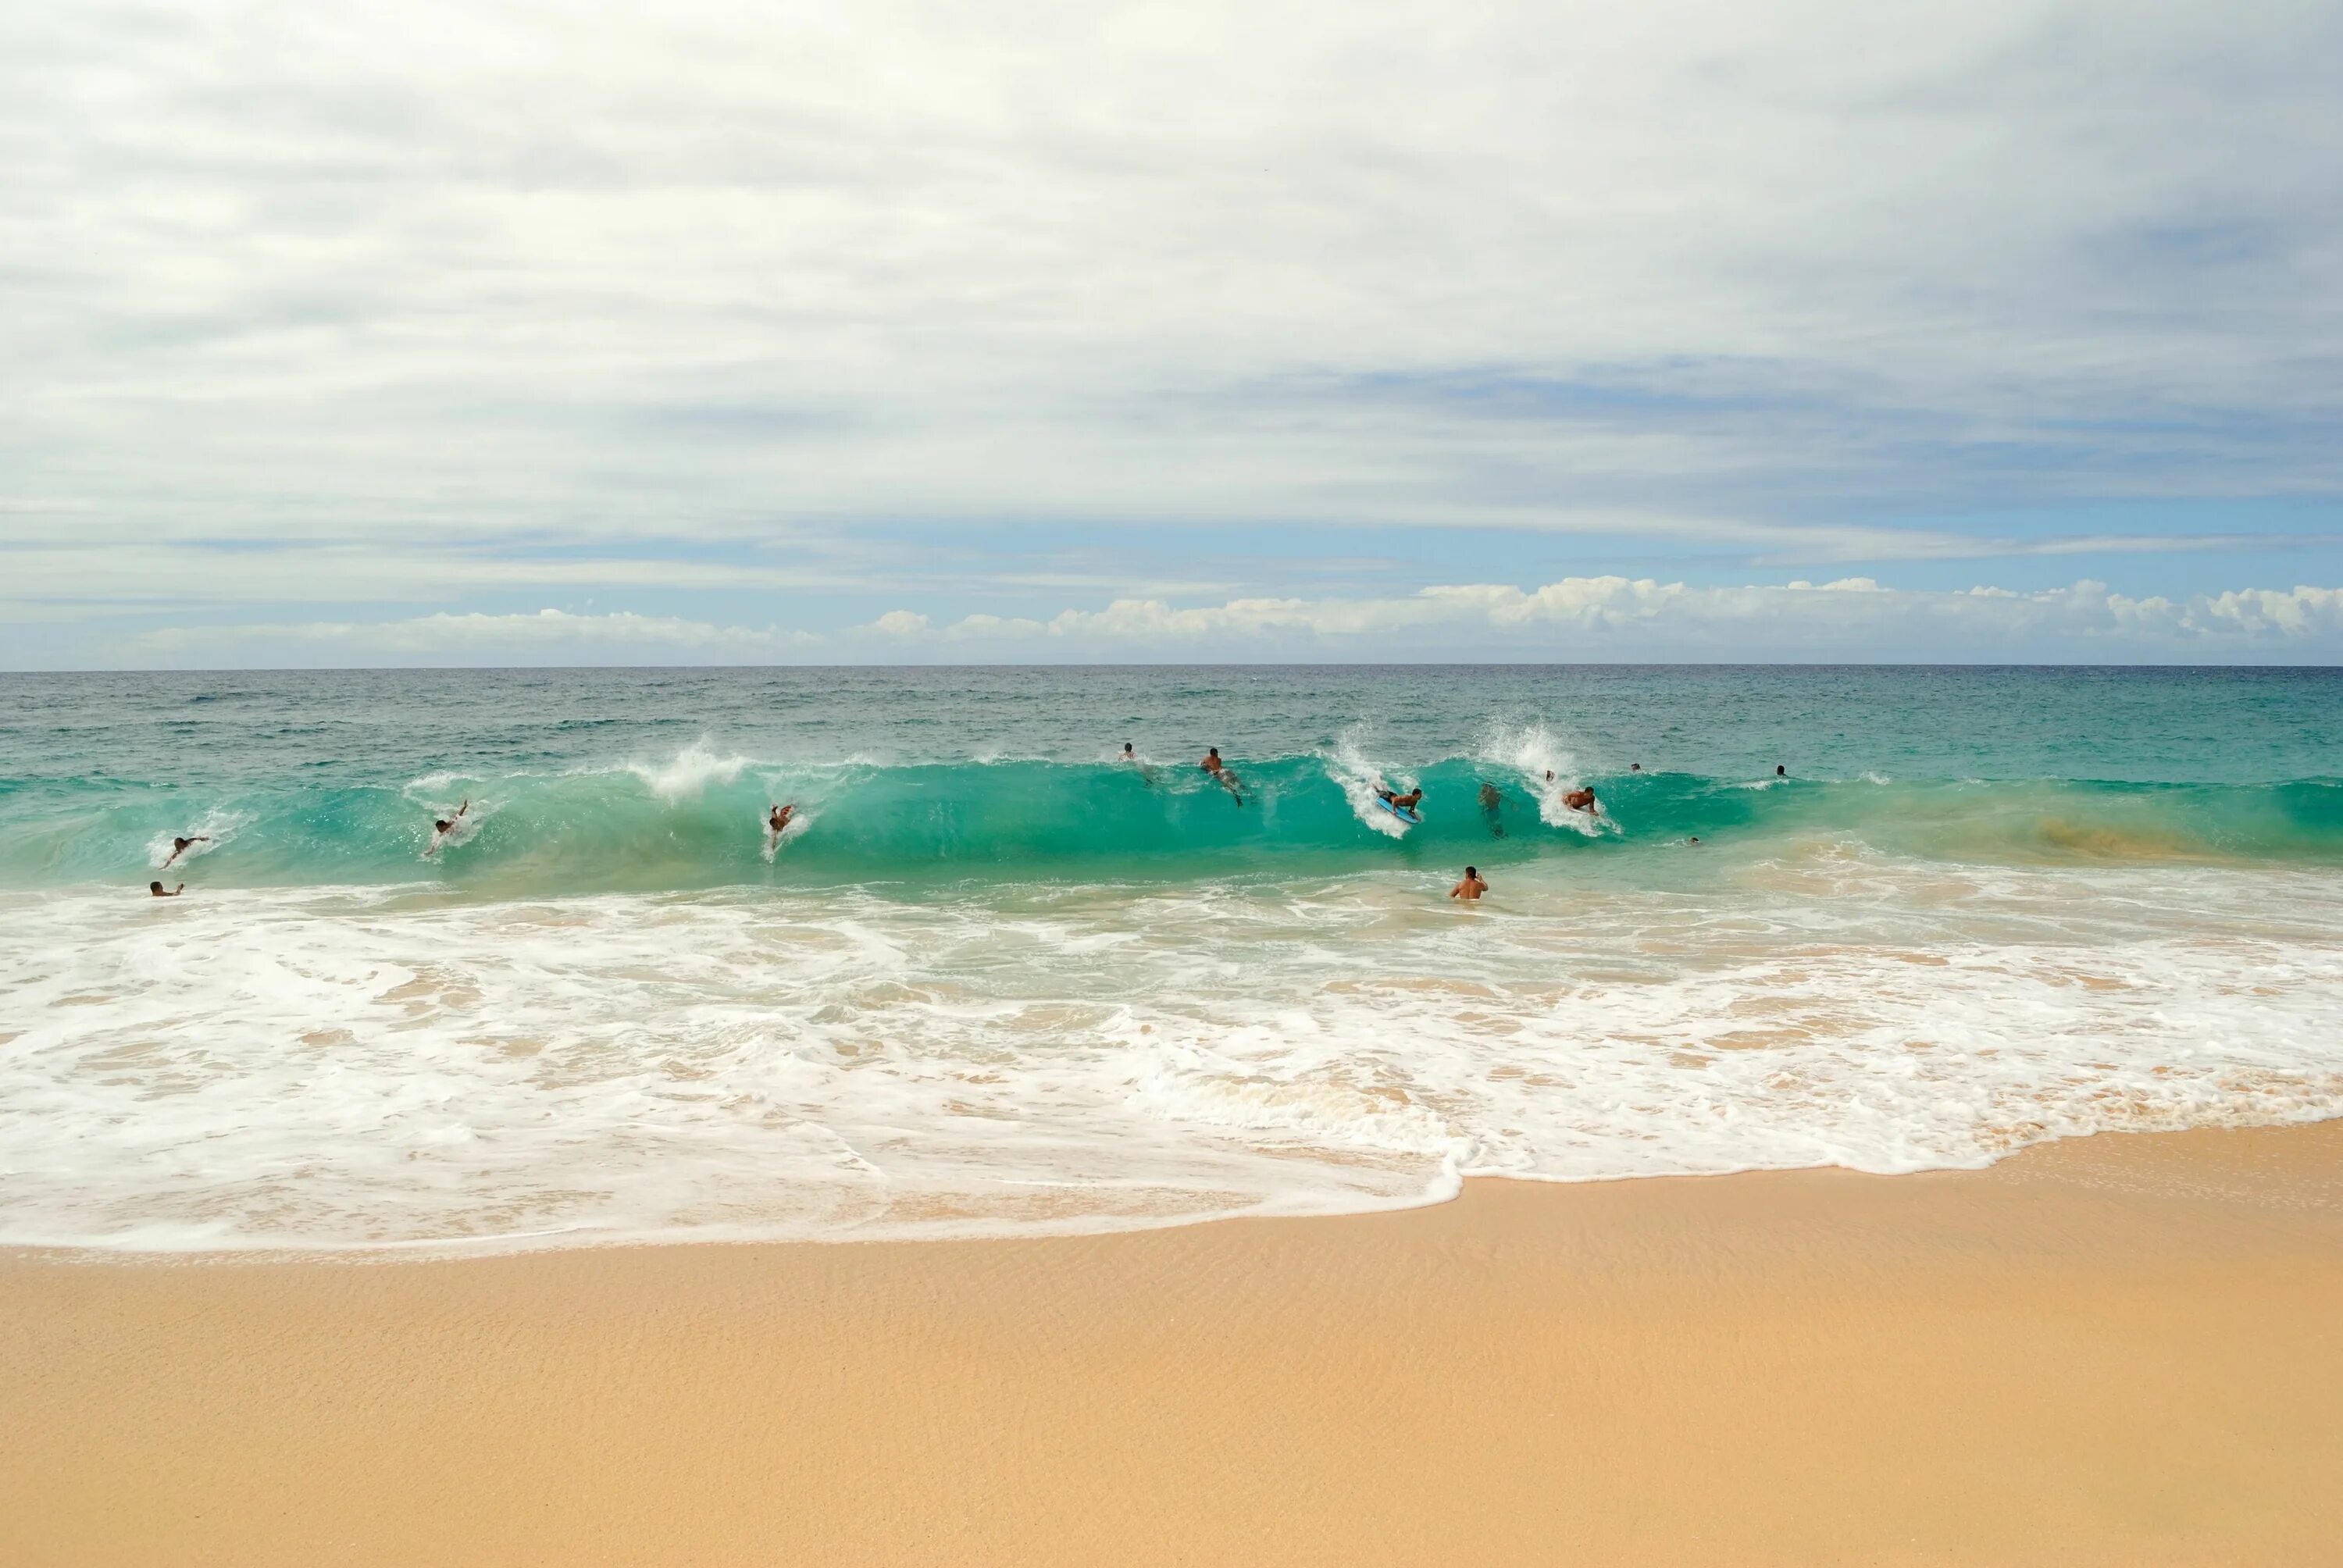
114 577 2343 668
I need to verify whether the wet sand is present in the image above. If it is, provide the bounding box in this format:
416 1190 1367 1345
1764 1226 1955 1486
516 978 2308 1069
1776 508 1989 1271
4 1121 2340 1566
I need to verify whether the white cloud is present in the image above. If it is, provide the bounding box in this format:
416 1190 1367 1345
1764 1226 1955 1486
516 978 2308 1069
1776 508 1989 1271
835 576 2343 661
66 577 2343 667
2 0 2338 569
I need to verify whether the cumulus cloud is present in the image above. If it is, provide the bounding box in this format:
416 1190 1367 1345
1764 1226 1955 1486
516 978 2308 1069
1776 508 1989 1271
843 577 2343 661
55 576 2343 665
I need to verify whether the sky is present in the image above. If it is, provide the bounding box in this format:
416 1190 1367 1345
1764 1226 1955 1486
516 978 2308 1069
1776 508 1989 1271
4 0 2341 666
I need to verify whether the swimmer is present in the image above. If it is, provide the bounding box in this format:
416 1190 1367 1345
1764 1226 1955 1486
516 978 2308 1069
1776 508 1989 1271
1687 836 1701 846
149 881 184 897
1122 743 1136 761
1478 781 1506 837
160 834 209 868
767 803 796 846
1630 763 1642 772
429 798 469 852
1776 764 1786 777
1562 786 1599 814
1449 865 1489 901
1377 785 1424 812
1202 747 1244 804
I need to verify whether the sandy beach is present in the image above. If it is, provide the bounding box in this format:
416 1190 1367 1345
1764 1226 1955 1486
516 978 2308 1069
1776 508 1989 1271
5 1121 2340 1566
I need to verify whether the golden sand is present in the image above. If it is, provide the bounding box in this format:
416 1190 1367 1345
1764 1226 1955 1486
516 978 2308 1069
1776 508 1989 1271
4 1121 2340 1566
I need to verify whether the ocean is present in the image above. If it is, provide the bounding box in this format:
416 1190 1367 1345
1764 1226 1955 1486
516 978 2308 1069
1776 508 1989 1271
2 665 2338 1253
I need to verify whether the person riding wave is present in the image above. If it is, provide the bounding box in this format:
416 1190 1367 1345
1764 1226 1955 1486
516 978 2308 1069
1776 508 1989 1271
428 799 469 853
1202 747 1244 804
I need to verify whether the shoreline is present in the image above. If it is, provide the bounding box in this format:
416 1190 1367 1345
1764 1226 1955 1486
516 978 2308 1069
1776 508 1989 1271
5 1120 2341 1564
5 1110 2341 1261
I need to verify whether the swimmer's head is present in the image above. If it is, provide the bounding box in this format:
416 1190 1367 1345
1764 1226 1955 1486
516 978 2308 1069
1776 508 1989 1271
150 881 163 894
1464 866 1478 878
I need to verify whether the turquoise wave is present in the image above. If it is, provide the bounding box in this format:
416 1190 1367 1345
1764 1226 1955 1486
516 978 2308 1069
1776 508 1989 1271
4 752 2340 893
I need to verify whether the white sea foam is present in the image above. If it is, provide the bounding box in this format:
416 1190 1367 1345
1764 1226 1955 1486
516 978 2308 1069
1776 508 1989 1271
404 770 475 796
420 797 491 858
2 852 2339 1254
1475 719 1613 833
760 807 815 863
627 741 751 800
144 808 244 871
1325 729 1411 837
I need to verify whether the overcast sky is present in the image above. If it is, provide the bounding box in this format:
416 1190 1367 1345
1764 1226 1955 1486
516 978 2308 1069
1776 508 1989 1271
5 0 2340 665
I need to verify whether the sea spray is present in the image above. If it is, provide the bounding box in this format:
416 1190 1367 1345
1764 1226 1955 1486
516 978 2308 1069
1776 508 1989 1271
1473 718 1616 833
1324 727 1414 839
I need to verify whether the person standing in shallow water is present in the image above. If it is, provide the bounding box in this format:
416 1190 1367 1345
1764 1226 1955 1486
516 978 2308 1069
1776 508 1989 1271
149 881 183 897
1450 865 1489 901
